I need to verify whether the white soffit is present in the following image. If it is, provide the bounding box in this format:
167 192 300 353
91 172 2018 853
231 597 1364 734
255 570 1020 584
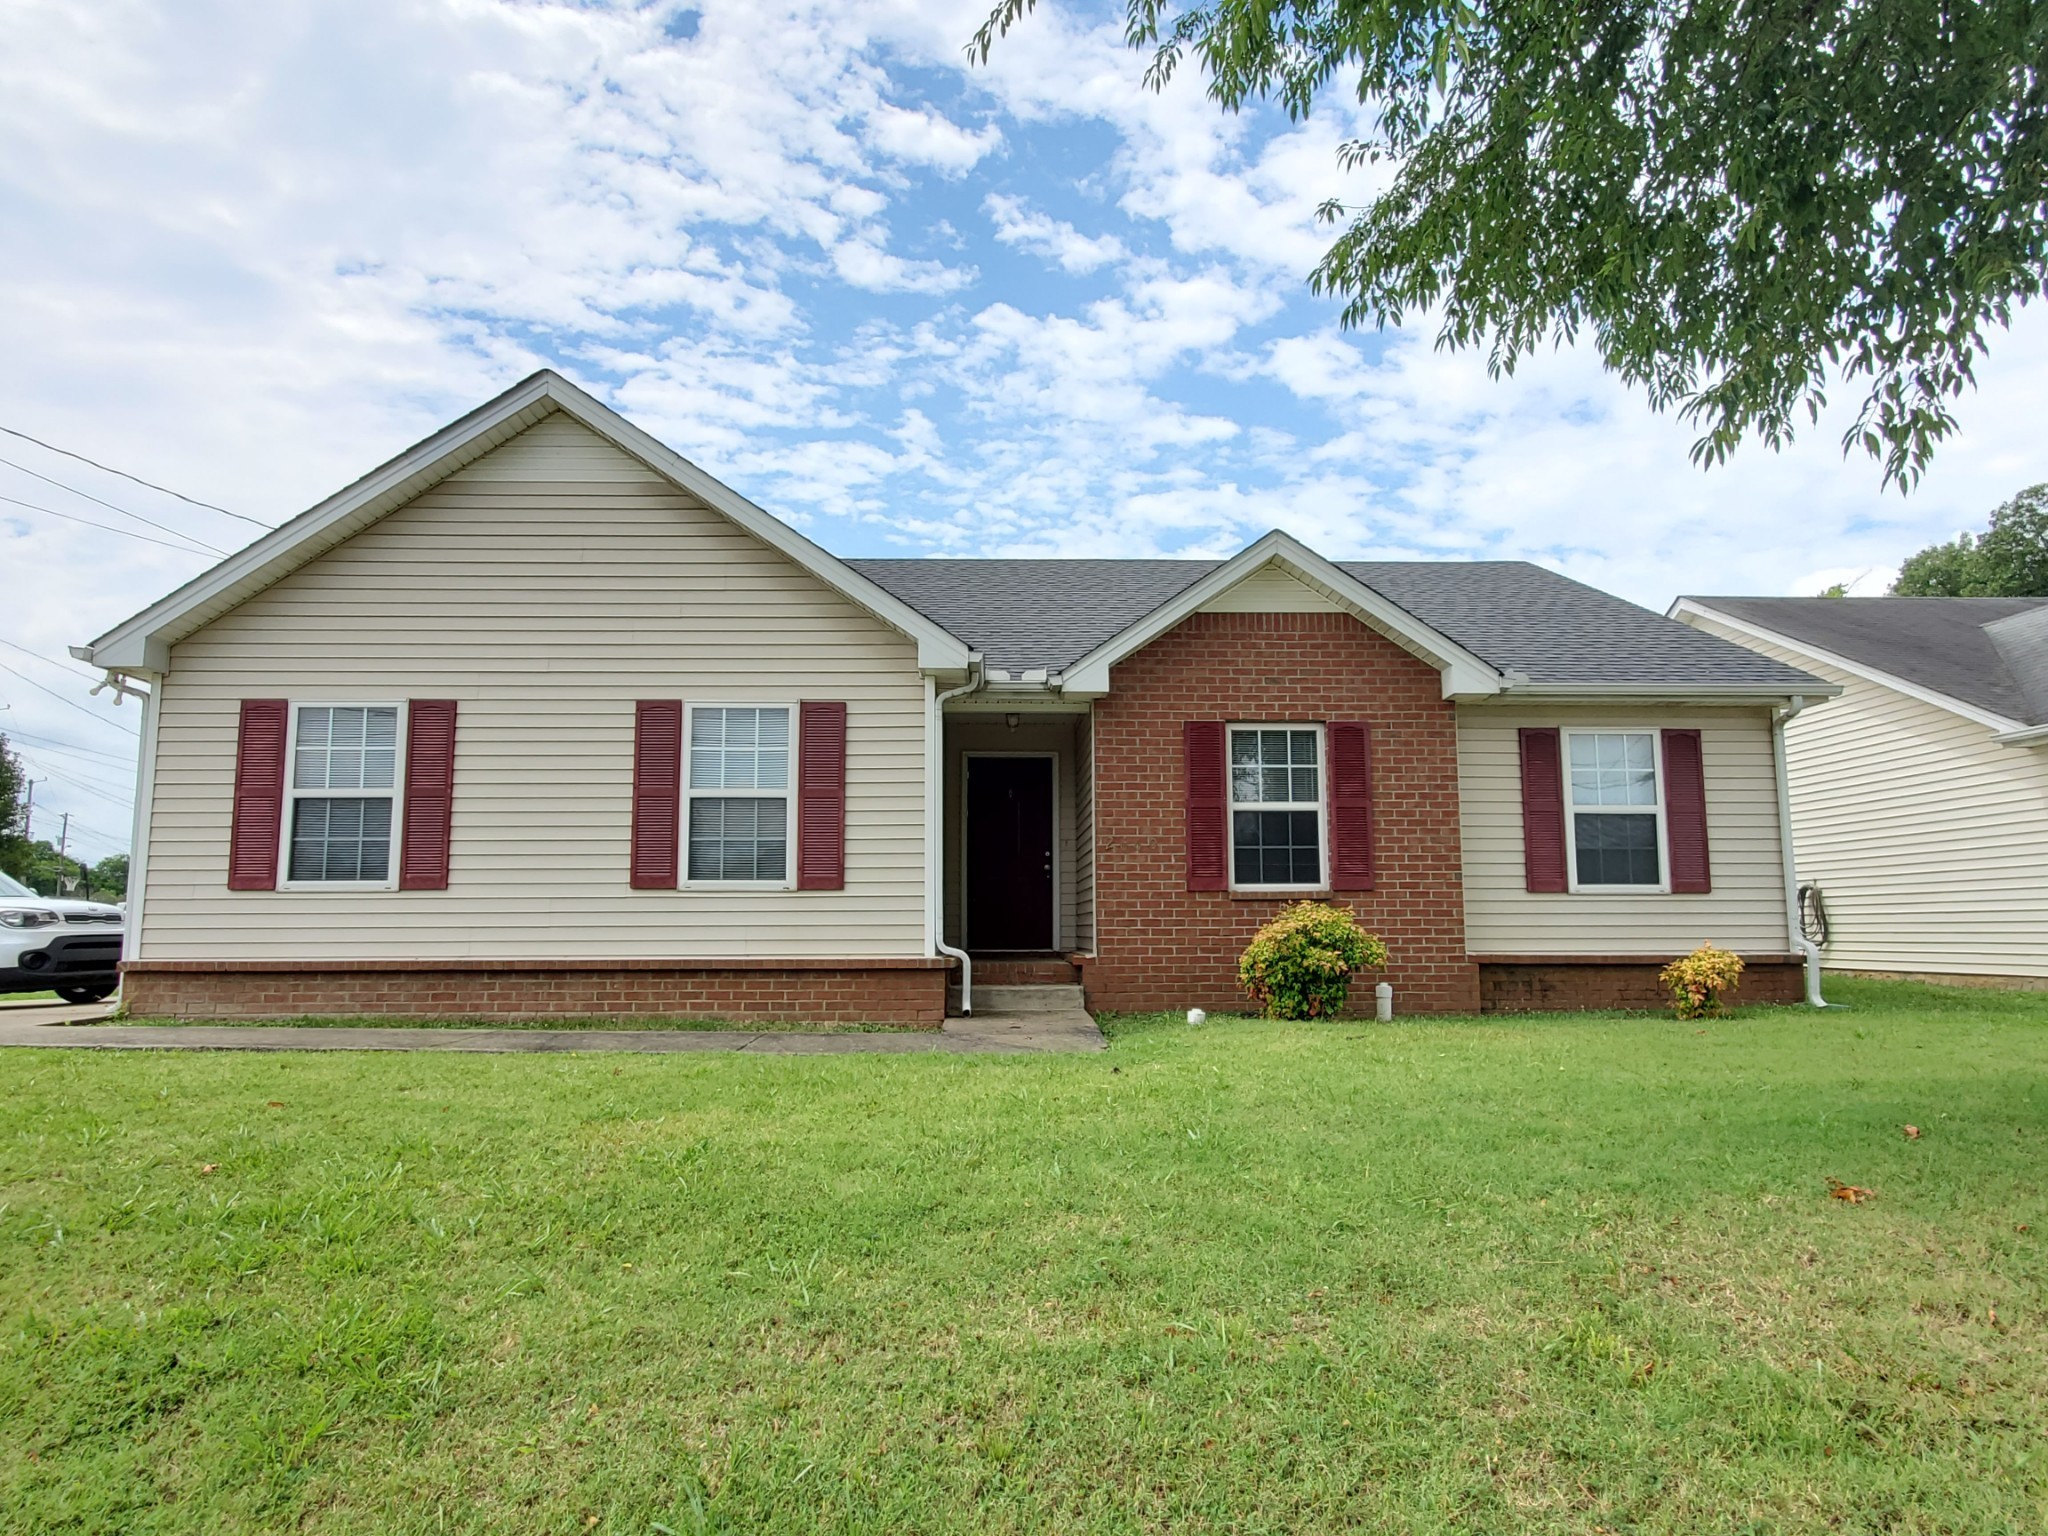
82 371 974 674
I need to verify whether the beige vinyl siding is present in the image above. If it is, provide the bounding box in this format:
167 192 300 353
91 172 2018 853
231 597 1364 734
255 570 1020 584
1458 704 1791 955
142 412 928 961
1198 564 1342 613
1686 616 2048 978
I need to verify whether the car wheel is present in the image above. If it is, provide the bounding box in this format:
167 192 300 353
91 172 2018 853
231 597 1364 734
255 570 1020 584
55 983 116 1005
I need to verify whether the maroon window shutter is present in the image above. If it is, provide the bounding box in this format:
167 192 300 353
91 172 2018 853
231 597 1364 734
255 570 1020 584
1519 727 1568 893
398 700 458 891
1327 720 1376 891
227 699 289 890
1185 721 1227 891
630 701 683 889
797 700 848 891
1662 728 1712 893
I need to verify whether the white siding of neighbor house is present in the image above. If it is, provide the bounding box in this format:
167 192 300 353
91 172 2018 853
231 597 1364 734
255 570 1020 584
1458 704 1792 955
141 411 929 961
1684 616 2048 978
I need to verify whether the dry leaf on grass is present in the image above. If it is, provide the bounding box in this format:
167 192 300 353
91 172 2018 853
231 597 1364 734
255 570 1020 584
266 1101 285 1109
1825 1178 1873 1204
1903 1124 1921 1140
198 1163 218 1175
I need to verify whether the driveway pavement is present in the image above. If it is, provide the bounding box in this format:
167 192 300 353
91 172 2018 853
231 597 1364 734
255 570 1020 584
0 1000 1104 1055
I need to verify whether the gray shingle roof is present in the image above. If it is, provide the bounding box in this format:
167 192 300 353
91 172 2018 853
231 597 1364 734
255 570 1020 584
846 557 1824 691
1686 596 2048 725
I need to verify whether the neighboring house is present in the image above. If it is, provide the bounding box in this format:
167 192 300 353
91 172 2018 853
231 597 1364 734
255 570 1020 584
78 371 1835 1023
1673 596 2048 985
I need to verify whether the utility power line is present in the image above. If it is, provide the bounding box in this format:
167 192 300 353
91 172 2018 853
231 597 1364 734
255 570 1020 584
0 634 113 684
0 724 135 767
0 453 229 556
9 763 133 830
0 490 220 555
0 422 273 527
16 749 134 800
0 661 139 736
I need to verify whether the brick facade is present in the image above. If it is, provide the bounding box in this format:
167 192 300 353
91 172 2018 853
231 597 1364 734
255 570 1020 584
120 958 950 1025
1478 958 1805 1012
1085 610 1482 1015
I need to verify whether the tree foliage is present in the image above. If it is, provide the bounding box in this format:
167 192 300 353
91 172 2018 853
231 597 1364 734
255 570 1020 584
0 735 22 844
974 1 2048 486
1892 483 2048 594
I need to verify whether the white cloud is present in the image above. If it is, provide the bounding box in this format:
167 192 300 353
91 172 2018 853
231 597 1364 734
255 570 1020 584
984 194 1127 272
864 102 1002 174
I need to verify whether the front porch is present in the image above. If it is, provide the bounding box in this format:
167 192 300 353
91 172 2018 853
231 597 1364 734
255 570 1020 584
939 699 1096 994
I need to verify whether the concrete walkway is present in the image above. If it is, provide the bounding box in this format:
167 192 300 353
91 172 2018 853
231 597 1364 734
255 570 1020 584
0 999 1105 1056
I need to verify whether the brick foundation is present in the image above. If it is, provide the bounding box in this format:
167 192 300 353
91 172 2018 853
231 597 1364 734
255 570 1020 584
119 958 952 1025
1477 957 1806 1012
1086 610 1481 1016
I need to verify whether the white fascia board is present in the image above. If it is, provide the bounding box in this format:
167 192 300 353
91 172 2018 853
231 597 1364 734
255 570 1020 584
1060 530 1504 699
1671 598 2023 734
81 371 973 675
1991 722 2048 747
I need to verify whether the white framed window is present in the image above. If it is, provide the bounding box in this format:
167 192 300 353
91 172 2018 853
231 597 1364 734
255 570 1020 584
686 704 792 886
1228 724 1326 890
282 704 404 888
1564 730 1666 891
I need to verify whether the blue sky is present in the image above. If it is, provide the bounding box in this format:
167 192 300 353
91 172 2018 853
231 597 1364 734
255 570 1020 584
4 0 2047 860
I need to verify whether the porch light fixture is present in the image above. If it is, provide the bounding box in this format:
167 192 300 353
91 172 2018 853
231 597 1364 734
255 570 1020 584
1005 712 1021 730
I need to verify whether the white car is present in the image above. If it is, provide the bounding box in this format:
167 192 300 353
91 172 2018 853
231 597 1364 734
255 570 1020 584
0 869 125 1004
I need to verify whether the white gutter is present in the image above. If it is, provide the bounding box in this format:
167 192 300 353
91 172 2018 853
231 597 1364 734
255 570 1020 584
1770 695 1829 1007
928 660 983 1013
1991 721 2048 748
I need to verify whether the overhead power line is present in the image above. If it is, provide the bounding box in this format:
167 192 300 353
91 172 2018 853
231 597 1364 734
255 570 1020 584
1 727 135 769
0 491 219 555
0 661 139 736
0 453 228 556
0 422 273 528
0 634 111 684
17 754 134 804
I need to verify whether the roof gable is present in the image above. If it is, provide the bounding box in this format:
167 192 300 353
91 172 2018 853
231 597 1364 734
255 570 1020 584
1058 533 1506 698
850 554 1827 697
81 371 973 674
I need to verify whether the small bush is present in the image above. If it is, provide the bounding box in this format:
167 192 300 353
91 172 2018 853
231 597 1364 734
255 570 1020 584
1659 943 1745 1019
1237 902 1388 1020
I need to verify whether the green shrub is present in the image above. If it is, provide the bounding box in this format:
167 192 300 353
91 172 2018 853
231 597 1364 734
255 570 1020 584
1237 902 1388 1020
1659 943 1745 1019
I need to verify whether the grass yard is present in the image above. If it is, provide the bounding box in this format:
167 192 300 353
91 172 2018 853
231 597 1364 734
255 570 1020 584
3 977 2044 1534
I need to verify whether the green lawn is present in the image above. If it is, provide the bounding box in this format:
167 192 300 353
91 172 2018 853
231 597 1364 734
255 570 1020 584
3 977 2043 1534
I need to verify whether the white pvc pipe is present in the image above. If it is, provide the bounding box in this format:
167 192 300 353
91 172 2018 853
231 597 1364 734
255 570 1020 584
928 662 983 1013
1771 696 1830 1008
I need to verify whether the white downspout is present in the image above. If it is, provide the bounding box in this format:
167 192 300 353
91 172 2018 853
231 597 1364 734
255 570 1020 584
928 660 983 1013
1771 695 1829 1007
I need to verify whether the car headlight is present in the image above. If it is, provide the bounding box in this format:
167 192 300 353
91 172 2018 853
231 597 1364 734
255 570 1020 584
0 909 59 929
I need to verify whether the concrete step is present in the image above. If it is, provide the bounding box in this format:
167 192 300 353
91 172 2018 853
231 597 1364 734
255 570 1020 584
957 983 1087 1014
971 957 1082 986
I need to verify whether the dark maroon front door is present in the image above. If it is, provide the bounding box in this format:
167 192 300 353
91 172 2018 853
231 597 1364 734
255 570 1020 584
966 756 1054 951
